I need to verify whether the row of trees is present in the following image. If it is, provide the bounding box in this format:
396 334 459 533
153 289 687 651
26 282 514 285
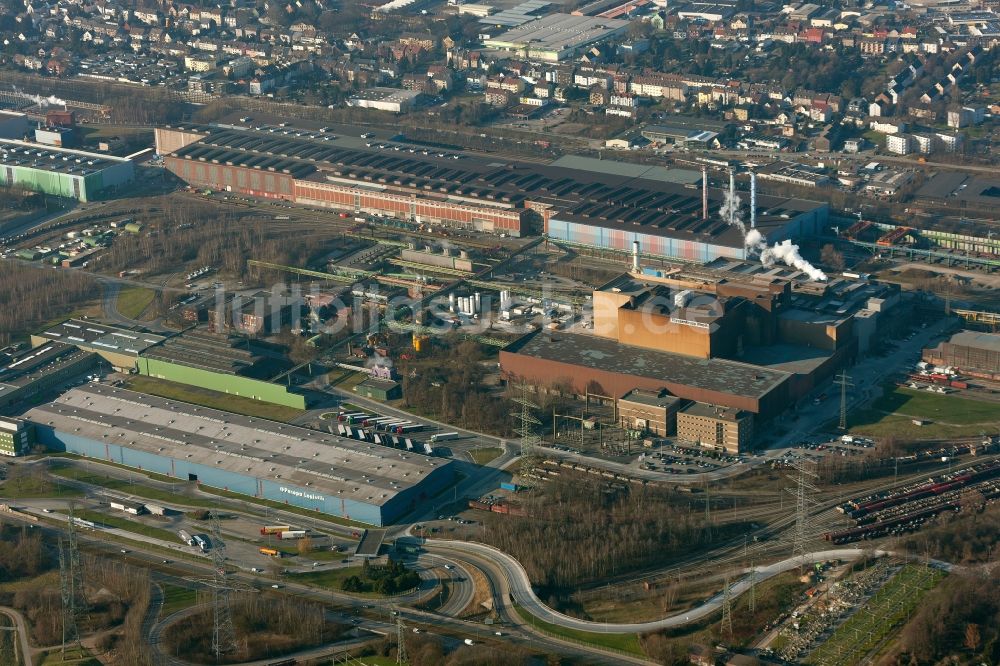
0 262 98 346
96 199 317 281
477 475 752 594
162 593 336 664
400 339 513 436
342 557 420 595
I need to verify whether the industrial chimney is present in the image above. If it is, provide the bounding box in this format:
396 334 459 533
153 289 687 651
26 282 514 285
702 167 708 220
631 240 641 273
750 171 757 230
728 168 736 227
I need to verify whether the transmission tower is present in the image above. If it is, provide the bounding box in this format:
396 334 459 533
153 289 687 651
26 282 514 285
59 503 85 657
511 385 541 466
395 612 408 665
834 371 854 431
786 459 820 569
720 572 734 642
190 510 254 660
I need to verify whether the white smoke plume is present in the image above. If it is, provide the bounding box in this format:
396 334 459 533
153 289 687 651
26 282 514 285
719 189 746 236
721 179 827 282
28 94 66 107
745 228 827 281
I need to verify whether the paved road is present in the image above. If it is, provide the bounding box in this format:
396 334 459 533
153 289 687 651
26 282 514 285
430 542 899 634
0 606 33 666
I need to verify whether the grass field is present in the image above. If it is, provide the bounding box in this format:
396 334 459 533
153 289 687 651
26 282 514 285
115 285 156 319
124 376 305 423
69 508 179 543
158 583 200 618
469 447 504 466
512 604 644 656
327 370 370 391
287 566 384 597
848 385 1000 439
48 464 203 506
805 565 944 666
51 455 178 484
0 477 83 499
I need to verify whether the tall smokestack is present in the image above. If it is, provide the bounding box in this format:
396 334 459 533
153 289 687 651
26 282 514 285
702 168 708 220
728 169 736 227
750 171 757 230
632 240 640 273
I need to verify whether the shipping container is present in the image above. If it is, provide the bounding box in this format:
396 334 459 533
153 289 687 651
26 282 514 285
261 525 291 535
423 443 435 456
178 529 194 546
279 530 307 540
405 439 414 451
950 380 969 389
500 482 519 492
395 424 423 434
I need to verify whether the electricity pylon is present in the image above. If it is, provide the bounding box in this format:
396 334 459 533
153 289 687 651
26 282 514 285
395 612 408 665
59 503 85 657
511 385 541 470
834 371 854 431
786 459 820 569
720 572 734 642
190 510 254 660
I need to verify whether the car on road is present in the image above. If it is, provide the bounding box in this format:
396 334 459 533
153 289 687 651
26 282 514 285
271 584 281 589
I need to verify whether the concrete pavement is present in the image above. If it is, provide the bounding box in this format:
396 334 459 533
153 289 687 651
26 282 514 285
0 606 33 666
430 541 897 634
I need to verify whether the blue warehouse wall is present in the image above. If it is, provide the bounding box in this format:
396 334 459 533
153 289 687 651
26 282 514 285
32 426 453 526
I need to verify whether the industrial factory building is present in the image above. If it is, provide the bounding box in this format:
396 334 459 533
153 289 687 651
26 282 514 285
0 139 134 201
25 385 455 525
924 331 1000 380
500 330 793 420
31 319 166 371
500 254 903 449
155 123 526 236
0 341 99 411
155 122 826 260
482 13 630 61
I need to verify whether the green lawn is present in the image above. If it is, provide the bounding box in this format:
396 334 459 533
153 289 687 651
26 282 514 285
848 385 1000 439
287 566 384 598
115 285 156 319
806 565 943 665
69 508 178 543
469 447 504 466
512 604 644 657
48 465 200 506
124 376 305 423
51 454 178 483
0 478 83 499
158 583 200 618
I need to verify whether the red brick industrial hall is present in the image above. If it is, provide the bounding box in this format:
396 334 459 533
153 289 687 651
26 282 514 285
500 261 903 451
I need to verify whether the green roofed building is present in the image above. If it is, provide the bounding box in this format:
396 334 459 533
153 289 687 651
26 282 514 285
0 139 134 201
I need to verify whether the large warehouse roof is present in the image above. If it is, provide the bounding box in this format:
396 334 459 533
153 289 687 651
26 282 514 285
505 330 790 401
158 123 826 249
36 319 166 357
483 13 630 53
26 385 448 507
0 139 130 175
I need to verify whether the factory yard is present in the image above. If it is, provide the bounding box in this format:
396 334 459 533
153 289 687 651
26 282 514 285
848 383 1000 439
